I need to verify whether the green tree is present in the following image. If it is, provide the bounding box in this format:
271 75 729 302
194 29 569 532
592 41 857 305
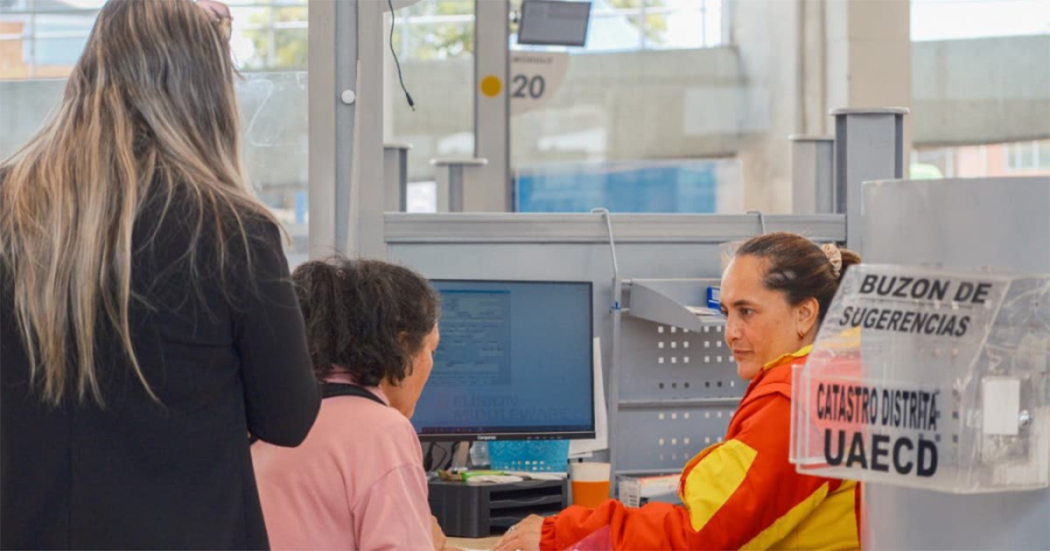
392 0 475 60
240 0 671 68
243 4 308 70
609 0 669 46
392 0 670 60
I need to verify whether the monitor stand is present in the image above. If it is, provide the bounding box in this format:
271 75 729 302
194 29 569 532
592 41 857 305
449 441 472 474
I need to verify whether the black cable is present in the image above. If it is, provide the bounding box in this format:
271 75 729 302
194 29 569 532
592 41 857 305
424 442 452 472
387 0 415 111
444 442 459 470
433 444 449 471
424 442 436 471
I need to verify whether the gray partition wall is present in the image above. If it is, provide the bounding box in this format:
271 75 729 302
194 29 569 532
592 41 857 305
612 278 741 479
385 213 846 476
862 177 1050 551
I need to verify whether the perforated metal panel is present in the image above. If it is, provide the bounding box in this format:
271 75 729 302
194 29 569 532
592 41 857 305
610 282 746 478
619 318 742 403
616 406 735 473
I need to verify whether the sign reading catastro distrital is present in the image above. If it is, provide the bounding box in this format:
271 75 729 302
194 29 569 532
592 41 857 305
791 264 1050 494
816 380 941 477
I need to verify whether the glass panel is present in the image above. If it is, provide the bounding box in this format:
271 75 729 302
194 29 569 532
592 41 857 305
647 0 716 51
394 0 474 60
0 78 65 154
232 4 309 71
582 12 643 52
0 1 102 79
237 72 309 263
0 38 23 79
392 0 729 211
1020 141 1036 168
913 142 1050 179
606 0 645 49
911 0 1047 168
391 0 475 182
1004 143 1019 170
911 148 951 179
407 181 438 213
515 159 742 213
912 0 1050 42
509 0 724 53
702 0 723 48
0 0 311 262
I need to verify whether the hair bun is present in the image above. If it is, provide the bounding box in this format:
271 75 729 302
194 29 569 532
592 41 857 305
821 243 843 279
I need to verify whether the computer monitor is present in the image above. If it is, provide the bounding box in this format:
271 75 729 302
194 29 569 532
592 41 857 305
517 0 592 47
412 280 595 441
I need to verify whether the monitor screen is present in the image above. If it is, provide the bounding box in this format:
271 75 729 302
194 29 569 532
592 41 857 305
517 0 592 47
412 280 595 441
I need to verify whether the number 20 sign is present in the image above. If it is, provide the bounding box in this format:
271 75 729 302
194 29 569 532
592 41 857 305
509 52 569 116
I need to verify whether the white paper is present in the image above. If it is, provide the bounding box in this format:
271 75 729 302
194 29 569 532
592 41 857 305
570 337 608 457
982 377 1021 436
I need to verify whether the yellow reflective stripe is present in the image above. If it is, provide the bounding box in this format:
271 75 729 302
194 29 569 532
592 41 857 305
790 480 860 551
677 444 720 502
740 482 829 551
824 327 862 350
682 439 758 532
762 344 813 371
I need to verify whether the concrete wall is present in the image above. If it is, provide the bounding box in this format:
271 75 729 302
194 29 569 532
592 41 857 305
728 0 803 213
0 72 309 192
912 35 1050 146
392 47 746 183
394 35 1047 209
2 37 1046 206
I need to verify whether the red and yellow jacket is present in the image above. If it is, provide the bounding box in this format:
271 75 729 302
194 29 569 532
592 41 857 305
541 346 860 551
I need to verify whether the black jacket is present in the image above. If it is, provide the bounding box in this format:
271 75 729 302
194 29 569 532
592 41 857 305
1 190 321 549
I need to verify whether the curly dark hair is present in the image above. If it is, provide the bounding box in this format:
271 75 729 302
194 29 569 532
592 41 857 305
291 257 440 386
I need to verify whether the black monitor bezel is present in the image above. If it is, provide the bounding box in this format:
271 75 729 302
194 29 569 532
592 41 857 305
517 0 592 48
416 279 596 442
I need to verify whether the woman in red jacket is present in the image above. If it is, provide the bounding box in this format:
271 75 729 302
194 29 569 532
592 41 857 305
496 232 861 551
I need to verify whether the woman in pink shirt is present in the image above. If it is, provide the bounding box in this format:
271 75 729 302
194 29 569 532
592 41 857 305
252 258 445 550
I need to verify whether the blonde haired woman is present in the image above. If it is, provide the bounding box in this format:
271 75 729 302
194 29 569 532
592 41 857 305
0 1 320 548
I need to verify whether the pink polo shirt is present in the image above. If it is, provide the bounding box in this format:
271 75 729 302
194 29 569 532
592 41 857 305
251 374 433 551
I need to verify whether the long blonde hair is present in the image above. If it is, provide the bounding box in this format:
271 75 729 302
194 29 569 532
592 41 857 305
0 0 277 406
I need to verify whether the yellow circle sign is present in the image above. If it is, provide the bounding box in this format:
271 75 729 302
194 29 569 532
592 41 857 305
480 75 502 98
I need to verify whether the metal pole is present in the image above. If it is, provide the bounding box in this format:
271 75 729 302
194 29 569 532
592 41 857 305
700 0 707 48
435 172 449 213
28 0 37 79
448 166 464 213
308 0 356 260
432 158 487 213
831 107 908 251
472 0 511 212
384 143 412 212
790 135 835 214
353 0 387 258
267 3 276 68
